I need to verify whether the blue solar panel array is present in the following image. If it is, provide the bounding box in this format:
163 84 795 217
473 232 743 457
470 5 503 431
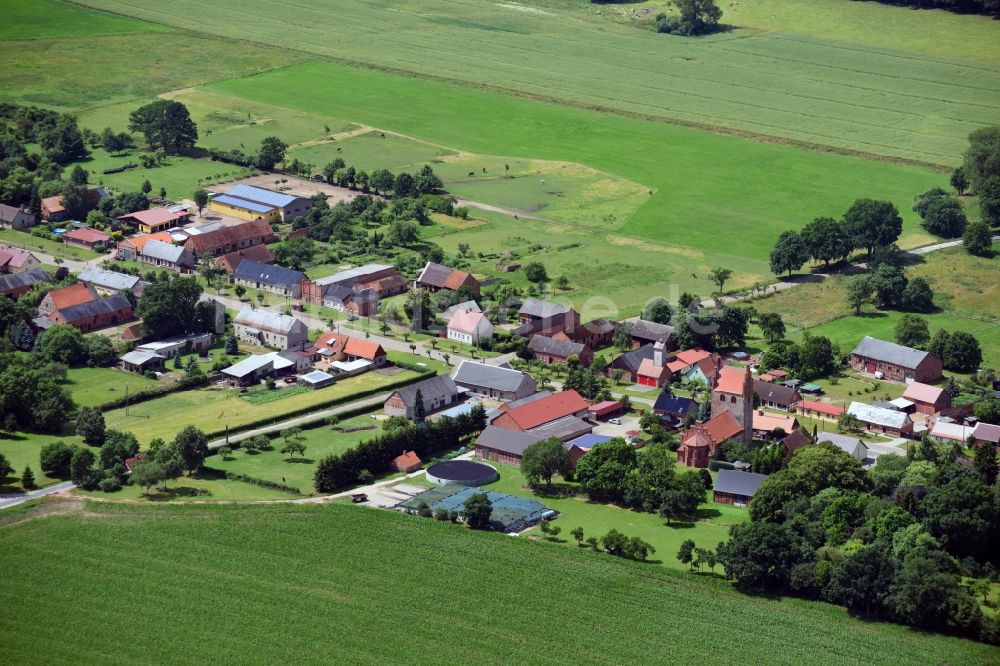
227 183 298 208
213 194 274 214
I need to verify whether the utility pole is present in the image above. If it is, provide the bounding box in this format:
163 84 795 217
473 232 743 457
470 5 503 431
124 381 129 416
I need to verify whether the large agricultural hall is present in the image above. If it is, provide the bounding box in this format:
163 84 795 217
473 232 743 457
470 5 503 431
209 183 314 223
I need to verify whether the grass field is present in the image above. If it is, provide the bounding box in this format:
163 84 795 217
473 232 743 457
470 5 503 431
62 367 160 408
77 471 295 502
0 429 78 491
104 370 421 444
76 0 1000 165
0 500 996 664
0 229 100 261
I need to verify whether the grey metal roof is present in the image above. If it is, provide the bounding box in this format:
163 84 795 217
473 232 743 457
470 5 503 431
79 266 140 292
119 350 164 365
314 263 394 286
222 355 274 378
629 319 673 342
234 259 305 288
226 183 298 208
753 379 800 406
713 469 768 498
58 292 131 323
526 415 593 441
235 307 304 334
528 335 585 358
613 343 654 374
847 401 911 430
815 432 869 460
519 298 571 319
141 238 186 263
392 375 460 408
0 268 50 292
851 336 932 369
475 425 544 456
452 360 534 393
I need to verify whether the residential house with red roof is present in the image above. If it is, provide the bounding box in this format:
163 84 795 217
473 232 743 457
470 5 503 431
218 244 273 275
313 331 387 368
491 389 590 433
183 220 276 258
117 207 190 234
63 227 111 249
0 247 41 274
795 400 845 422
447 308 493 346
390 451 422 473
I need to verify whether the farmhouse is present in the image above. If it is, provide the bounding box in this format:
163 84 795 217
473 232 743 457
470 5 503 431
713 470 768 506
40 187 105 222
514 298 579 339
78 266 144 297
452 361 536 401
490 389 590 433
116 231 173 261
384 375 462 419
0 247 41 273
628 319 675 349
183 220 276 258
37 282 97 316
652 392 698 424
234 260 308 298
313 332 387 370
218 244 273 274
233 307 309 350
795 400 845 422
552 318 615 349
753 379 801 412
138 238 194 272
0 269 50 300
117 207 190 234
901 381 950 415
817 433 869 462
677 410 743 468
46 292 134 333
608 344 654 384
302 263 407 314
0 203 35 229
636 341 670 388
474 426 545 466
211 184 313 223
136 332 213 359
850 336 942 383
442 300 480 321
972 422 1000 449
928 420 973 444
118 350 165 375
416 261 480 297
529 335 591 367
447 308 493 345
63 227 110 250
847 402 914 437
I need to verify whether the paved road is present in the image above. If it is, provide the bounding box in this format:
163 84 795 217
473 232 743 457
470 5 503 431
0 481 76 510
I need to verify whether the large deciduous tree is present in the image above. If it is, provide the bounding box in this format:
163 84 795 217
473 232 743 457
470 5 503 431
136 276 203 339
769 230 809 276
894 314 930 349
800 217 852 268
521 437 573 488
843 199 903 256
255 136 288 171
128 100 198 154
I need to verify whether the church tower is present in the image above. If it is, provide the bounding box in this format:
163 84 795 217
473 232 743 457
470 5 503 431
711 365 753 445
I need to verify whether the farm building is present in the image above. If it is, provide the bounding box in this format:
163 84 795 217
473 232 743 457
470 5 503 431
795 400 845 422
415 261 480 297
78 266 144 297
0 269 50 300
118 350 165 374
299 370 335 389
313 332 387 369
0 203 35 229
221 355 276 387
211 184 313 223
628 319 676 350
490 389 590 434
0 247 41 273
972 422 1000 449
302 263 407 314
850 336 942 383
528 335 591 367
384 375 462 419
138 238 194 271
816 433 869 462
136 332 213 359
753 379 800 411
233 307 309 350
390 451 422 473
183 220 276 258
588 400 623 422
608 344 655 384
928 420 974 444
901 381 950 415
447 308 493 345
218 244 273 274
117 207 190 234
63 227 110 249
677 411 743 468
652 393 698 425
234 259 308 298
713 470 768 506
751 410 799 440
45 292 134 333
116 231 174 261
474 426 545 466
452 361 536 401
37 282 97 317
514 298 579 339
552 318 615 349
847 402 914 437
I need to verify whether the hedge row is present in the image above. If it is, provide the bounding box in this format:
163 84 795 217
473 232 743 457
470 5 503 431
222 471 301 495
708 460 735 472
202 370 434 440
314 406 487 493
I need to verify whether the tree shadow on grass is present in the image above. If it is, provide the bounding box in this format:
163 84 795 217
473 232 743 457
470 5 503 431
663 520 697 529
531 482 578 499
285 458 314 464
0 431 28 442
141 486 212 501
694 507 722 520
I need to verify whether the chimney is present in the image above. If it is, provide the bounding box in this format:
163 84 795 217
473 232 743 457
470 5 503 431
653 340 665 368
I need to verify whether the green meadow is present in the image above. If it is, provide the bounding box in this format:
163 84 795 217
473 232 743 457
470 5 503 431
1 501 996 665
77 0 1000 164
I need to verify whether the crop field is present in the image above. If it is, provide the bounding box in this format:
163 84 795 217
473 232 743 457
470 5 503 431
0 500 996 665
62 367 160 409
75 0 1000 165
754 249 1000 369
103 370 421 444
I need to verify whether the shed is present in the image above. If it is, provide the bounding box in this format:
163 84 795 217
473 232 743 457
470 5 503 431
299 370 335 389
713 470 768 506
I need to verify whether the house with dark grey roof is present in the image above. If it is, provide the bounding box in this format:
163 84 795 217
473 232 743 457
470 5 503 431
628 319 676 350
653 392 698 424
514 298 580 339
850 336 942 383
0 268 50 299
474 426 545 465
713 469 768 506
48 292 134 333
528 335 592 367
753 379 801 412
0 203 36 230
452 360 536 401
234 259 308 298
384 375 462 419
608 343 654 383
416 261 480 296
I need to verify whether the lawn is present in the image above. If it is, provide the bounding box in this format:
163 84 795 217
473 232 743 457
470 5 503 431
204 411 388 492
103 370 422 444
78 0 1000 165
62 366 160 409
0 429 80 491
0 229 100 261
481 461 744 573
76 470 295 502
1 501 996 664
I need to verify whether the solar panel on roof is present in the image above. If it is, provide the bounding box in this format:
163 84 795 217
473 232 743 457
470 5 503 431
213 194 275 214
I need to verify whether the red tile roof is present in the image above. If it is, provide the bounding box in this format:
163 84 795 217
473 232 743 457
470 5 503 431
118 208 186 226
391 450 421 471
218 244 273 274
682 410 743 449
637 358 669 381
314 332 385 361
448 308 488 334
796 400 845 417
126 231 174 253
715 365 748 395
499 390 589 431
64 227 110 244
902 381 945 405
47 283 97 309
443 268 473 291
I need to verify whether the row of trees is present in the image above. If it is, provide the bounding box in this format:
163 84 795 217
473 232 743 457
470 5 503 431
844 264 934 314
866 0 999 18
714 441 1000 643
321 160 443 199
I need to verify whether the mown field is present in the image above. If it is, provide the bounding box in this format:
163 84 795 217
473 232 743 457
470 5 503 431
754 249 1000 369
62 367 159 409
0 500 996 665
75 0 1000 165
